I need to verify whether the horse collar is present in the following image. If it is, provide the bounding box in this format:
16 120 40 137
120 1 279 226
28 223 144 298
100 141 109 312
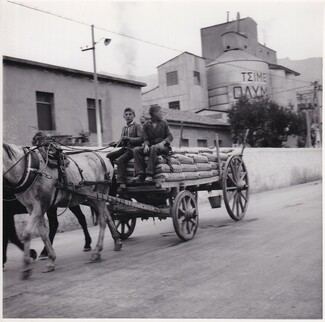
4 148 40 194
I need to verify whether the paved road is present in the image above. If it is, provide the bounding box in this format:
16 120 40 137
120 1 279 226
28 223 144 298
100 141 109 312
3 181 322 319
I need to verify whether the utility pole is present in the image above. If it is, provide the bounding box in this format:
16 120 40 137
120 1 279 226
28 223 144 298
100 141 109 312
298 93 312 148
81 25 111 147
312 81 322 145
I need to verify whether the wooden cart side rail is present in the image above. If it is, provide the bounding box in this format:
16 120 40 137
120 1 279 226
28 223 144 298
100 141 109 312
126 175 220 192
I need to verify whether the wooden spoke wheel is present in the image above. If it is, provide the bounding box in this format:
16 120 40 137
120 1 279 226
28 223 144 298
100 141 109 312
171 190 199 241
222 155 249 221
113 215 137 240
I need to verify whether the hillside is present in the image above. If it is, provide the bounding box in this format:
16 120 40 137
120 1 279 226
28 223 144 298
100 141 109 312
277 57 322 84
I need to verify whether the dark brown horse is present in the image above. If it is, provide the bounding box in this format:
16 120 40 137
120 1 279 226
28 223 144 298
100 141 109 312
3 142 121 279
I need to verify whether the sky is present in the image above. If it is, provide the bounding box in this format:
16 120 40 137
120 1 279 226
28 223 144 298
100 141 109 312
1 0 324 79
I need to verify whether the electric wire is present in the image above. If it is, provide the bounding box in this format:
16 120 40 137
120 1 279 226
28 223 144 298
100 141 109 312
6 0 318 88
4 2 317 101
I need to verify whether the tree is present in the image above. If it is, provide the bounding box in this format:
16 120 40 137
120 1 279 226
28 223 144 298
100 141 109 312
228 97 306 147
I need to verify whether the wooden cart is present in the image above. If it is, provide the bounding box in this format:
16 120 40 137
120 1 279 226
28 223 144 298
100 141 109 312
63 134 249 242
109 150 249 241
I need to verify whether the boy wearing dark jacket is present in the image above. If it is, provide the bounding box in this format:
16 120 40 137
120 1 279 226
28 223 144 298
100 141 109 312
133 105 173 183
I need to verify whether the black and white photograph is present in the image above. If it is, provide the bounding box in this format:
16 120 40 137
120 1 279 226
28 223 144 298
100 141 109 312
2 0 323 319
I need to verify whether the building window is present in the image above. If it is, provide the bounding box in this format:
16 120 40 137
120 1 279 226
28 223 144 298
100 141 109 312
169 101 180 110
181 138 189 147
36 91 55 131
193 71 201 85
197 139 208 147
214 139 223 147
166 71 178 86
87 98 103 133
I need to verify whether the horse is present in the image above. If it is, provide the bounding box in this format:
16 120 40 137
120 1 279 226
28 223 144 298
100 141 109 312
3 142 122 279
3 189 93 265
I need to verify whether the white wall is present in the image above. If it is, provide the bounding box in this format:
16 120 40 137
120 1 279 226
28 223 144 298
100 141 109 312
201 147 322 203
14 147 322 236
244 148 322 193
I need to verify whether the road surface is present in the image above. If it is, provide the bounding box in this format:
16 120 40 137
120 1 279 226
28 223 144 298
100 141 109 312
3 181 322 319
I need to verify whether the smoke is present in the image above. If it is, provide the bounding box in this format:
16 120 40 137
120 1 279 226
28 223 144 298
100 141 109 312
115 2 137 78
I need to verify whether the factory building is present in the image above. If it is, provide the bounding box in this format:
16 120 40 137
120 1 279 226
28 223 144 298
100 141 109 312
142 15 301 121
142 52 209 111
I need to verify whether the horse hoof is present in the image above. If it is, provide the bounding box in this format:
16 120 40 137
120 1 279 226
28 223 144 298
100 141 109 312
43 263 55 273
83 247 91 252
91 253 101 262
21 268 33 280
114 241 122 251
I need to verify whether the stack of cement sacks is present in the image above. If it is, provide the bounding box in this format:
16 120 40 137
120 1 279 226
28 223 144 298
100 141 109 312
124 148 233 184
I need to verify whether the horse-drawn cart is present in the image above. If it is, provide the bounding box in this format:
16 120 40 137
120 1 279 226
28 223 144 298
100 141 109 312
64 137 250 242
3 132 249 278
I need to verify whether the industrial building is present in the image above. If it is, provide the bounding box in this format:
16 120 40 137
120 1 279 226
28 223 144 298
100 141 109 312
142 15 301 121
142 52 208 111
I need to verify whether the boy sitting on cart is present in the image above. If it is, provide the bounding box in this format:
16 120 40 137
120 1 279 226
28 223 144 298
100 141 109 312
133 104 173 183
106 107 143 188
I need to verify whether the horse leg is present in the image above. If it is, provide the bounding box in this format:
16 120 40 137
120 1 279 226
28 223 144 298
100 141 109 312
7 214 37 260
37 216 56 273
90 203 107 262
39 208 58 259
105 207 122 251
70 205 92 251
4 211 37 266
21 210 42 279
3 214 10 266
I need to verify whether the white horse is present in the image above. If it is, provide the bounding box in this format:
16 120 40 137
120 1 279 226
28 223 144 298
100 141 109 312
3 142 122 279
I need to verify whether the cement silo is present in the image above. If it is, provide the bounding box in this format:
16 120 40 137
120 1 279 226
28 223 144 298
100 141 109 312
206 49 271 111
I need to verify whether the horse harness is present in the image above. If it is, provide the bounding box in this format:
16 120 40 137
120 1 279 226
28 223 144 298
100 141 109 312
4 142 111 206
4 147 40 194
40 142 112 206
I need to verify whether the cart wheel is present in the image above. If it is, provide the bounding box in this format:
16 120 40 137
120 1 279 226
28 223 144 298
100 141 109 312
171 190 199 241
113 216 137 240
222 154 249 221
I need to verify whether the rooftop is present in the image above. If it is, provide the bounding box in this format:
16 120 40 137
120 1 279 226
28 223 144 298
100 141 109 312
3 56 146 87
142 106 229 127
269 63 300 76
157 51 205 68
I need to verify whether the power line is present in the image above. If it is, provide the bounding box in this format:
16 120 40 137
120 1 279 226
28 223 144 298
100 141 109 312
6 0 316 86
7 0 90 27
271 85 312 96
7 0 184 53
